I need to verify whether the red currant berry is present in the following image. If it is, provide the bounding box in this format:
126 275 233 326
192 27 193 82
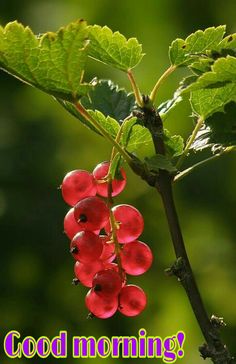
120 240 153 275
70 231 103 263
85 288 118 319
74 260 103 288
92 269 122 297
74 196 110 231
103 262 127 287
64 208 100 240
93 161 126 197
64 208 83 240
99 236 116 263
105 204 144 243
61 170 96 206
118 285 147 317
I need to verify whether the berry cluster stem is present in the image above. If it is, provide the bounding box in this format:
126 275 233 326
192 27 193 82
106 126 127 278
74 101 132 166
107 179 123 278
139 97 235 364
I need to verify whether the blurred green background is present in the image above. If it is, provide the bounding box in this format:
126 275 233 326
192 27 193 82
0 1 236 363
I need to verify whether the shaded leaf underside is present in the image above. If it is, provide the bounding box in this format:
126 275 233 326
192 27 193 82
192 101 236 151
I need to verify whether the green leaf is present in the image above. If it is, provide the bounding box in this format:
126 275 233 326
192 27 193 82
87 25 144 71
121 117 137 148
145 155 177 173
87 110 120 138
190 83 236 119
109 154 124 180
192 101 236 151
125 125 152 153
58 80 135 135
215 33 236 54
185 56 236 91
169 26 226 66
81 80 135 121
0 20 92 101
57 105 120 138
158 90 183 120
190 58 213 75
164 130 184 157
184 55 236 118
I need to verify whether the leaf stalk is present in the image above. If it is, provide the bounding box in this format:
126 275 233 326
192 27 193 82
176 116 204 169
149 65 176 104
127 70 144 107
174 147 236 182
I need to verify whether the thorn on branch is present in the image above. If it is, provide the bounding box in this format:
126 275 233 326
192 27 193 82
72 278 80 286
199 343 212 360
210 315 226 329
165 257 189 281
87 312 94 320
199 342 236 364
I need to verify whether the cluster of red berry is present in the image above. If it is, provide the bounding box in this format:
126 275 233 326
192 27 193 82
61 161 153 319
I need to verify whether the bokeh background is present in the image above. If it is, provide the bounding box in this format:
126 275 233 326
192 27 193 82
0 1 236 363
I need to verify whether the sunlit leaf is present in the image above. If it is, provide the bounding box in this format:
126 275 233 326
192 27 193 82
87 25 144 71
190 83 236 119
186 56 236 93
169 26 226 66
0 20 91 101
126 125 152 153
164 130 184 157
121 117 137 148
87 110 120 138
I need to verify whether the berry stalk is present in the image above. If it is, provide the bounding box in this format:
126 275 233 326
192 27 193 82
107 178 123 278
106 126 126 278
74 101 133 165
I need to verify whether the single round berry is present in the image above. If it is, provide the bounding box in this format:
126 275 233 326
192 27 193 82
105 204 144 243
93 161 126 197
85 288 118 319
120 240 153 275
74 196 110 231
64 208 100 240
61 170 96 206
92 269 122 297
118 285 147 317
70 231 103 263
74 260 103 288
64 208 83 240
103 262 127 287
99 236 116 263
